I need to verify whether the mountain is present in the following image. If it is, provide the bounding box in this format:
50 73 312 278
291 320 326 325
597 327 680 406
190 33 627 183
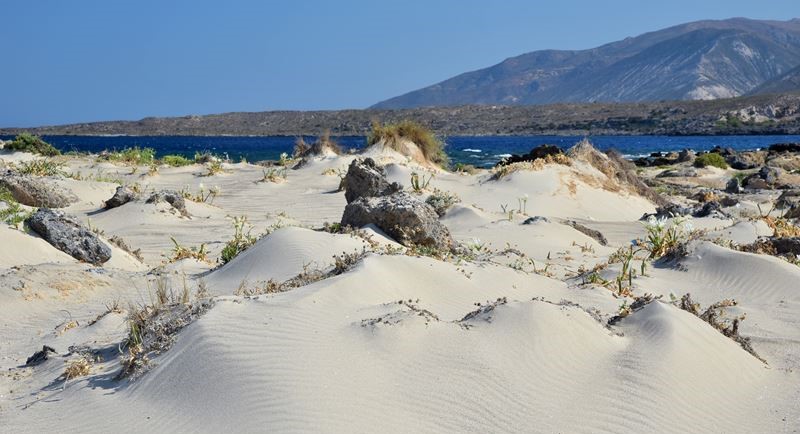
750 64 800 94
372 18 800 109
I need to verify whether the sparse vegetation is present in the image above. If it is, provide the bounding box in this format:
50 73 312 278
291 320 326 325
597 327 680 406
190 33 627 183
105 147 156 166
203 160 224 176
170 237 210 262
13 159 65 177
162 154 192 167
491 154 571 180
693 152 728 169
220 216 258 264
0 187 28 228
5 133 60 156
367 120 447 166
641 215 692 258
410 171 433 192
260 167 287 183
425 189 461 217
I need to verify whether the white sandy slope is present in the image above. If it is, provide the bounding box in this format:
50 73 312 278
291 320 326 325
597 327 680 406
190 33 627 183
0 148 798 433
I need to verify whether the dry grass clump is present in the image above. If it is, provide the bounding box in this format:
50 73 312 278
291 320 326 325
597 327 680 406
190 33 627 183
260 167 287 183
491 154 571 180
294 130 342 158
62 355 95 381
367 120 447 166
235 250 367 296
678 293 765 363
170 237 210 263
118 279 213 379
108 235 144 261
763 215 800 237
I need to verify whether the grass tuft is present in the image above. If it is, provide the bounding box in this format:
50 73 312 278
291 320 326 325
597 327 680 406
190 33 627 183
367 120 447 166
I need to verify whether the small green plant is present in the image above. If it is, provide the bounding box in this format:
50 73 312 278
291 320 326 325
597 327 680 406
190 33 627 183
642 215 692 258
106 147 156 166
6 133 60 156
170 237 209 262
694 153 728 169
14 159 64 176
220 216 258 264
260 167 287 183
162 154 192 167
367 120 447 166
180 184 220 204
410 171 433 193
204 160 224 176
0 187 28 229
425 188 461 217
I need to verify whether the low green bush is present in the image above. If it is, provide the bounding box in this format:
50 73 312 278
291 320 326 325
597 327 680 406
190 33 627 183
6 133 60 156
693 153 728 169
161 155 192 167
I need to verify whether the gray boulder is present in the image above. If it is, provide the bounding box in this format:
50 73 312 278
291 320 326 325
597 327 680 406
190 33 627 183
26 208 112 265
677 149 695 163
727 151 765 170
725 177 742 194
342 158 402 203
147 190 189 216
0 172 76 208
104 185 137 209
341 192 453 250
777 190 800 218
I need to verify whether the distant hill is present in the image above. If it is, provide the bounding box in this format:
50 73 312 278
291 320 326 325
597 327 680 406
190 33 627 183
750 64 800 94
3 93 800 137
372 18 800 109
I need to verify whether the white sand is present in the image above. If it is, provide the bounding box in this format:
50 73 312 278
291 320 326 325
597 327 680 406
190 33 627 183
0 149 798 433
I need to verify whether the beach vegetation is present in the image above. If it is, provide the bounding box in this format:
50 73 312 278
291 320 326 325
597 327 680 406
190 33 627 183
491 154 571 180
105 147 156 166
203 160 224 176
6 133 61 156
410 171 433 192
453 162 479 175
260 167 287 183
169 237 210 262
367 120 447 166
162 154 193 167
220 216 258 264
693 152 728 169
14 159 64 177
641 215 692 258
425 188 461 217
0 187 28 229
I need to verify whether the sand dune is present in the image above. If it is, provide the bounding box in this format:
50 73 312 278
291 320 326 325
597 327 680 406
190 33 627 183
1 145 798 433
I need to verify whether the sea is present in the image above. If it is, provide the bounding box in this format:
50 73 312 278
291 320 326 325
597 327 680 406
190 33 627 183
3 135 800 168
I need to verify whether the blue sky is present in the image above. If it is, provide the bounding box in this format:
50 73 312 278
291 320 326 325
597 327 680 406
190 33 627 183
1 0 798 126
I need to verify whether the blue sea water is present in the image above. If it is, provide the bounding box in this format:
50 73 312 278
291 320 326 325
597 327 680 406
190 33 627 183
3 134 800 167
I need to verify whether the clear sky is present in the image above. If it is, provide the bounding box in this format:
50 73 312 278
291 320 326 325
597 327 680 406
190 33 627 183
1 0 798 127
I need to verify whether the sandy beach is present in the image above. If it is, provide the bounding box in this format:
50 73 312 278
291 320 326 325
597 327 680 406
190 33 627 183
1 135 799 433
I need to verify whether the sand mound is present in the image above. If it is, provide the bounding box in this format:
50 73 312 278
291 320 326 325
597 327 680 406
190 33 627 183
204 226 369 294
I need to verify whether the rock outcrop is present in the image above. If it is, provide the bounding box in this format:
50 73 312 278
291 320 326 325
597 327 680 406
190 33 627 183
147 190 189 216
0 172 76 208
342 192 453 250
104 185 137 209
26 208 112 265
342 158 402 204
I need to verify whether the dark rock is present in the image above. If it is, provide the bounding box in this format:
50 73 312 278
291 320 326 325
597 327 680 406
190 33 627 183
522 216 550 224
744 176 770 190
495 144 563 166
26 345 56 366
693 201 726 218
656 167 698 178
147 190 189 216
648 203 693 219
759 166 783 185
341 192 453 250
725 177 743 194
0 172 77 208
768 143 800 154
677 149 695 163
719 196 739 207
562 220 608 246
104 185 137 209
727 151 765 170
710 146 736 157
777 190 800 218
342 158 402 203
27 209 112 265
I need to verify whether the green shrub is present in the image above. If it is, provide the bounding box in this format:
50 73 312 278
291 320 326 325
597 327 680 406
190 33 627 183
220 216 257 264
161 155 192 167
15 159 64 176
693 153 728 169
6 133 60 156
107 147 156 166
367 120 447 166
